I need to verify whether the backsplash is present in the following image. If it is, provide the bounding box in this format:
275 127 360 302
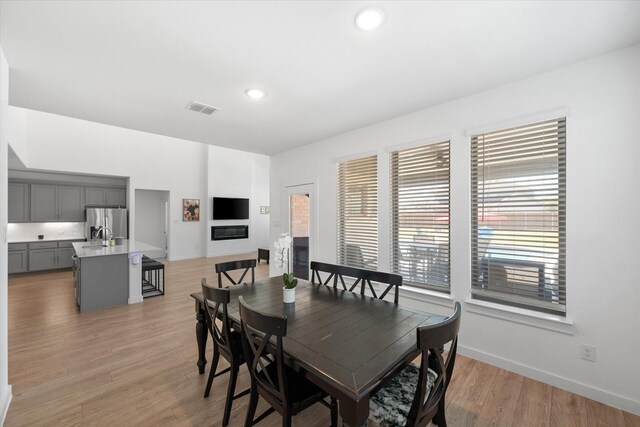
8 222 86 242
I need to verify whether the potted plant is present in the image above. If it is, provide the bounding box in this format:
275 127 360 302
274 232 297 303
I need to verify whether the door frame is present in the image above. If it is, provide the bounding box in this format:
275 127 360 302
283 183 316 279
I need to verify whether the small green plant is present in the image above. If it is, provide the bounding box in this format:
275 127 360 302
283 272 298 289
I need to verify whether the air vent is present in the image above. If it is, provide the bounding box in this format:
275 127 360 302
186 101 219 115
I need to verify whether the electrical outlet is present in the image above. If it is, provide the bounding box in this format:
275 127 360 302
581 344 596 362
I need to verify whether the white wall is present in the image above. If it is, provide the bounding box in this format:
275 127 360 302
207 146 270 257
270 44 640 414
0 46 13 425
8 107 209 261
7 107 26 166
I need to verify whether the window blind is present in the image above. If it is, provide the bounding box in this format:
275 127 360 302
337 155 378 269
391 141 450 291
471 118 566 315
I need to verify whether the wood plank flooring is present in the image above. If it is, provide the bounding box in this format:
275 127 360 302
5 254 639 426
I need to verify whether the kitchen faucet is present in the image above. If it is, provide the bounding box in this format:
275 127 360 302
94 226 113 241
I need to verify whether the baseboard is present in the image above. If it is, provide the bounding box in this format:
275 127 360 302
0 384 12 426
167 253 205 261
128 295 143 304
458 345 640 416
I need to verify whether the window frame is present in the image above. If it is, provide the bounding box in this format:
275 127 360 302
337 154 378 269
470 117 567 316
390 140 451 293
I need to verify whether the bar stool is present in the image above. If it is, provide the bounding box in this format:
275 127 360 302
142 258 164 297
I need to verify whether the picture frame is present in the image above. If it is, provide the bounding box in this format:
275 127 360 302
183 199 200 221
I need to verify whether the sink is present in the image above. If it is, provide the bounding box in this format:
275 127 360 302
82 244 108 249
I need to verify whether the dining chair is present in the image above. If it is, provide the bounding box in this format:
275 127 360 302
368 302 462 427
310 261 403 304
201 278 250 426
238 296 337 427
215 259 256 288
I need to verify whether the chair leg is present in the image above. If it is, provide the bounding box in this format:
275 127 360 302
329 396 338 427
282 410 291 427
222 365 239 426
203 348 220 398
432 397 447 427
244 386 259 427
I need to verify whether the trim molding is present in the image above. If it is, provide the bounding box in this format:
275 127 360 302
0 385 12 426
127 295 143 305
459 345 640 416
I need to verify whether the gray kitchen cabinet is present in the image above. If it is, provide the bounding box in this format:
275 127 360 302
86 187 126 207
8 183 29 222
28 242 59 272
30 184 85 222
29 248 58 271
8 246 28 273
30 184 58 221
106 188 126 206
57 247 75 269
9 240 84 274
58 186 85 221
78 254 129 312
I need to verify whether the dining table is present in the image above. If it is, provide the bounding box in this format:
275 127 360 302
190 276 446 427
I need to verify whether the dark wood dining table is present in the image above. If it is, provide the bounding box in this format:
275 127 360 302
190 276 446 426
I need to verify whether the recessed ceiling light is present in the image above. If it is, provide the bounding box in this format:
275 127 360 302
355 8 385 31
245 89 266 100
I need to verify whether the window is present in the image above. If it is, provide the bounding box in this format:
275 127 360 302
337 155 378 269
391 141 450 291
471 118 566 315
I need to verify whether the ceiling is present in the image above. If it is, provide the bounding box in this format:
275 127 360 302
1 1 640 155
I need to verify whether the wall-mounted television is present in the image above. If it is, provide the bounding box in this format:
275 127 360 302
212 197 249 220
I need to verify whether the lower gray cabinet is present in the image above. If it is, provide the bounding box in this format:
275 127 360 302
29 248 58 271
8 240 83 274
8 251 28 274
58 247 75 269
78 254 128 312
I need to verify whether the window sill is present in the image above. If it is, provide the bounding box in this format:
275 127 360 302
399 285 455 309
464 298 575 335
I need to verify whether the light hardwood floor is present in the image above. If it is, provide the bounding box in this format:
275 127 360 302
5 254 639 426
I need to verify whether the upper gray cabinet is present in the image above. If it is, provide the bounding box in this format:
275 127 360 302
8 182 29 222
58 186 85 221
86 187 126 207
30 184 85 222
30 184 58 221
106 188 126 206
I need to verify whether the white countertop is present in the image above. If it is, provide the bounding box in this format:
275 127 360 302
72 240 162 258
9 237 85 244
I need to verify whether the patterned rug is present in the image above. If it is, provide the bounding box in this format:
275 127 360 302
368 363 437 427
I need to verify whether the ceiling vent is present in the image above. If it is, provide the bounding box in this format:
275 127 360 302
186 101 219 115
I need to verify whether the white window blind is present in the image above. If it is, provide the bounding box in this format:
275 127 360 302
337 155 378 269
391 141 450 291
471 118 566 315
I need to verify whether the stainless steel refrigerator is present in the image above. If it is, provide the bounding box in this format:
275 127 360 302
85 207 128 240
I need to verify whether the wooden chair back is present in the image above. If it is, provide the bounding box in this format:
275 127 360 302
408 301 462 427
310 261 403 304
238 296 289 413
201 278 234 360
215 259 256 288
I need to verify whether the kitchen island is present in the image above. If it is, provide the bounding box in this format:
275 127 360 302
72 240 161 312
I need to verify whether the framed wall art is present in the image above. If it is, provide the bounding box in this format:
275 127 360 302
183 199 200 221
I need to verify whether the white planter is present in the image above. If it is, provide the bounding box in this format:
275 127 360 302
283 287 296 304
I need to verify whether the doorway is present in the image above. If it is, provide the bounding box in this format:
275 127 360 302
285 184 315 281
134 189 169 259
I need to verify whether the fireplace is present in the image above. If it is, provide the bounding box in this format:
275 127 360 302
211 225 249 241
